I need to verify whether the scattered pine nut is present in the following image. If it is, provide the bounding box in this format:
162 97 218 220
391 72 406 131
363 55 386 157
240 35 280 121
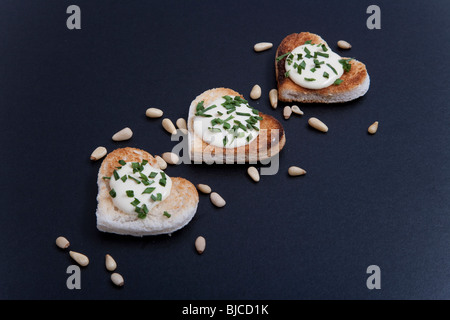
291 105 304 116
250 85 262 100
337 40 352 49
176 118 187 130
368 121 379 134
111 273 124 287
90 146 107 161
69 251 89 267
210 192 226 208
254 42 273 52
105 254 117 272
288 166 307 176
269 89 278 109
145 108 164 118
161 152 179 165
195 236 206 254
155 155 167 170
283 106 292 120
196 184 212 194
112 127 133 141
308 117 328 133
55 236 70 249
162 118 177 135
247 166 260 182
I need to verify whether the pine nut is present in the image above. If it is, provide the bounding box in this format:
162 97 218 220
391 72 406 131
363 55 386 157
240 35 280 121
176 118 187 130
90 146 107 161
283 106 292 119
69 251 89 267
254 42 273 52
55 236 70 249
337 40 352 49
250 85 262 100
196 184 212 194
112 127 133 141
291 105 304 116
210 192 226 208
247 166 260 182
145 108 163 118
269 89 278 109
288 166 307 176
111 273 124 287
195 236 206 254
105 254 117 272
162 118 177 135
368 121 379 134
161 152 179 165
155 155 167 170
308 117 328 133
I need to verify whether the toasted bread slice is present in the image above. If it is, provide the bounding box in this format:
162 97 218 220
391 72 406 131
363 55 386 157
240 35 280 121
95 147 199 236
275 32 370 103
187 88 286 163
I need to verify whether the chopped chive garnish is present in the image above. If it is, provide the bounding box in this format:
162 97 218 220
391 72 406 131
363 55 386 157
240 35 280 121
118 160 126 166
284 70 290 78
151 193 162 201
217 111 223 116
304 78 316 81
142 187 156 194
223 122 231 129
113 170 120 181
102 176 111 180
299 60 306 69
126 190 134 197
223 136 228 146
148 172 157 179
276 52 291 61
224 115 234 122
236 112 251 116
208 127 222 133
159 179 166 187
323 71 329 78
163 211 171 218
196 101 205 111
251 125 259 131
141 159 148 166
120 175 127 182
109 189 116 198
137 204 149 219
339 58 353 72
130 198 140 206
310 68 316 73
327 63 338 75
316 52 329 58
128 175 141 184
304 40 312 44
246 134 253 142
334 79 343 85
160 172 166 180
304 47 311 55
251 108 259 115
321 44 328 52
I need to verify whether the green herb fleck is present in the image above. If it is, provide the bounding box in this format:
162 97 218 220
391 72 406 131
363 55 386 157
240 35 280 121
126 190 134 197
109 189 116 198
276 52 291 61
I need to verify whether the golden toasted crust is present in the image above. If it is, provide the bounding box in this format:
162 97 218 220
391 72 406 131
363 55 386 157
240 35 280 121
187 88 286 162
275 32 369 103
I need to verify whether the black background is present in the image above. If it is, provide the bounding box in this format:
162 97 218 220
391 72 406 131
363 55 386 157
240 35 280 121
1 0 450 301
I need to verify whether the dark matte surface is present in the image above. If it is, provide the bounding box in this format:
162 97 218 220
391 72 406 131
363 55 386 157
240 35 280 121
1 0 450 300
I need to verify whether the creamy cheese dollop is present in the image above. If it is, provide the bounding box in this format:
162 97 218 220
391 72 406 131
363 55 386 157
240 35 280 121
193 95 261 148
284 42 344 89
108 160 172 218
